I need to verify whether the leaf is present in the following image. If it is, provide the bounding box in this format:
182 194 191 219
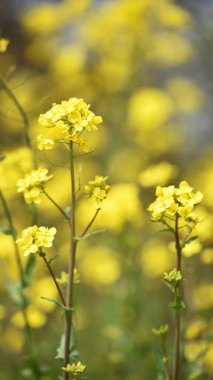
55 328 79 361
158 228 174 233
74 228 107 241
0 156 5 162
0 225 16 237
182 236 198 249
169 296 186 310
64 206 71 219
6 280 29 308
47 255 58 265
41 297 74 312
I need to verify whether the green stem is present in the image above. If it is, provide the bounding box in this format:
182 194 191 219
172 215 182 380
0 74 37 167
162 340 171 380
39 251 66 307
43 189 70 224
0 188 40 377
63 142 77 379
79 208 100 238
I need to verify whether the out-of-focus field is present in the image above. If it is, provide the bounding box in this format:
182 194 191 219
0 1 213 379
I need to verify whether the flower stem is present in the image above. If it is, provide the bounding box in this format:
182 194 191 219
172 215 182 380
42 189 70 224
79 208 100 238
39 251 66 307
0 188 40 377
0 74 37 167
63 142 77 379
162 341 171 380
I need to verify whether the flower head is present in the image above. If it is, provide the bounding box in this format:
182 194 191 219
148 181 203 221
0 38 9 53
62 361 86 376
16 225 56 256
38 98 102 151
17 167 53 204
84 175 110 209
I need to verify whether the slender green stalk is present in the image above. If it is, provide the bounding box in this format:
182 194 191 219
42 189 70 224
79 208 100 238
172 215 182 380
63 142 77 379
0 188 40 377
162 341 171 380
0 74 37 167
39 251 66 307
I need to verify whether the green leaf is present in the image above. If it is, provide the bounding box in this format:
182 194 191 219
169 295 186 310
41 297 74 312
74 228 107 241
158 228 174 233
0 225 16 237
182 236 198 249
55 328 79 361
47 255 58 265
6 280 29 308
64 206 71 219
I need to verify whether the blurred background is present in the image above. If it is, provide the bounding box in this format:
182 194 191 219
0 0 213 379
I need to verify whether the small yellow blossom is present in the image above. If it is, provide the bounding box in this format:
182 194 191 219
84 175 110 209
148 181 203 221
57 269 80 285
62 361 86 375
37 135 55 150
0 38 9 53
16 225 56 256
152 324 169 337
17 167 53 204
38 98 102 150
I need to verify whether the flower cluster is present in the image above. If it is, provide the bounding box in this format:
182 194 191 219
17 167 53 204
16 225 56 256
57 269 80 285
152 324 169 337
147 181 203 221
38 97 102 151
0 38 9 53
62 361 86 376
84 175 110 209
164 269 182 293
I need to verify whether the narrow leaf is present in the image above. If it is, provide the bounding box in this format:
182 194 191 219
182 235 198 249
41 297 74 312
74 228 107 241
55 328 79 361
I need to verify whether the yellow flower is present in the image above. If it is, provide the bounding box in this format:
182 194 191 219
37 135 55 150
16 225 56 256
148 181 203 221
57 269 80 285
17 167 53 204
62 361 86 375
84 175 110 209
38 98 102 149
0 38 9 53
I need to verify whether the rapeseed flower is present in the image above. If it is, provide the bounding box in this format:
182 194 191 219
16 225 56 256
148 181 203 221
17 167 53 204
62 361 86 375
84 175 110 209
38 97 102 151
0 38 9 53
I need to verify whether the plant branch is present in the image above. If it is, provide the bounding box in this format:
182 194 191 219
42 189 70 224
39 251 66 307
79 208 100 238
172 215 182 380
64 142 77 379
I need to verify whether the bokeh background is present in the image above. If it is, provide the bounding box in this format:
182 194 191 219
0 0 213 379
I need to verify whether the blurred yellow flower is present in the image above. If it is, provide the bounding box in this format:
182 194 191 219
185 319 206 340
138 162 178 187
0 38 9 53
193 284 213 310
128 88 174 129
79 247 121 286
167 78 204 113
140 240 175 278
84 175 110 209
62 361 86 375
11 306 47 328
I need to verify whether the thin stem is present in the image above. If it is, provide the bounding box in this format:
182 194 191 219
40 252 66 307
0 74 37 167
0 188 40 376
172 215 182 380
162 341 171 380
79 208 100 238
64 142 77 378
42 189 70 224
